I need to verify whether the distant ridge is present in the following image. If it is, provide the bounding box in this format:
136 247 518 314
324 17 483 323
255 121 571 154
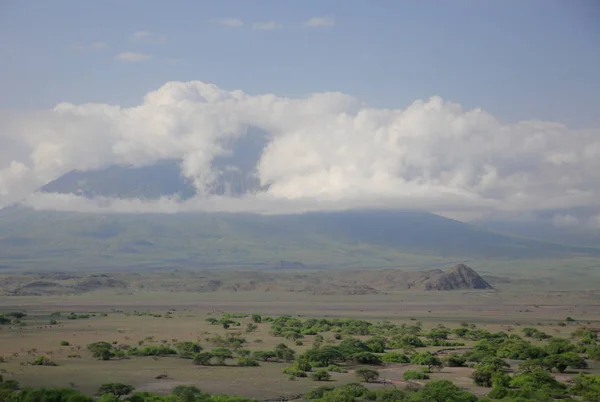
424 264 493 291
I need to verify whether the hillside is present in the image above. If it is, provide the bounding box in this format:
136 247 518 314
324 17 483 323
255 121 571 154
0 264 495 296
0 206 598 272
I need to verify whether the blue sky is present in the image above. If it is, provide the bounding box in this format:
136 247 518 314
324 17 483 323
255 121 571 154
0 0 599 126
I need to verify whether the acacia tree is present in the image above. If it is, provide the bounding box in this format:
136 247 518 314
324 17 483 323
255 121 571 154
355 368 380 383
211 348 233 365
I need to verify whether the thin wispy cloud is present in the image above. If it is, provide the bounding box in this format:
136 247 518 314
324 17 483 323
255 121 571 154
72 42 108 51
216 18 244 28
304 17 335 28
115 51 152 62
130 30 167 45
252 21 282 31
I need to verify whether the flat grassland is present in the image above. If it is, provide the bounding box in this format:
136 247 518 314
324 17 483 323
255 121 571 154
1 285 599 400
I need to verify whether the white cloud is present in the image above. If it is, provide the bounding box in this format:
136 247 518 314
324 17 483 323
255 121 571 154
252 21 282 31
130 30 167 45
73 42 107 51
1 81 599 218
304 17 335 28
216 18 244 28
115 51 152 62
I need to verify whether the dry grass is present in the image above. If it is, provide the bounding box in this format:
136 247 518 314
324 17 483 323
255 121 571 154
1 289 599 399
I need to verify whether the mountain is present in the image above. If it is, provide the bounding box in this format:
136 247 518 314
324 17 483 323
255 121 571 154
2 157 599 272
474 219 600 248
40 128 269 199
424 263 493 291
40 160 197 199
0 206 598 272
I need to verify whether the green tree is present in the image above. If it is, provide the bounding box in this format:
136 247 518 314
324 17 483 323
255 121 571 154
355 368 380 383
97 383 135 399
411 380 478 402
175 341 202 359
211 348 233 365
172 386 203 402
251 350 277 362
350 352 381 365
192 352 213 365
425 328 450 341
471 357 510 387
87 341 113 361
544 352 587 373
274 344 296 362
444 354 466 367
251 314 262 323
410 352 442 371
302 347 344 366
568 374 600 402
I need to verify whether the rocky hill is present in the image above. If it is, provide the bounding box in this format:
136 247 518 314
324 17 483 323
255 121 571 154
424 264 493 291
0 265 495 296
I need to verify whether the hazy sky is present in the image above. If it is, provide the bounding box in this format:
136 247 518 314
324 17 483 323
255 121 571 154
1 1 599 228
1 0 599 125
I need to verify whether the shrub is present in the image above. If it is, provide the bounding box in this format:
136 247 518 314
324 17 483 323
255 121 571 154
444 354 466 367
60 341 70 346
326 364 347 373
28 356 57 366
282 367 308 377
175 341 202 358
192 352 213 365
403 369 429 380
382 352 410 363
237 357 259 367
310 369 331 381
350 352 381 365
410 351 442 370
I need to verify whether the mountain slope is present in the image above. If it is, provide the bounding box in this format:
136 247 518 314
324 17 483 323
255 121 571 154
40 160 197 199
0 206 598 272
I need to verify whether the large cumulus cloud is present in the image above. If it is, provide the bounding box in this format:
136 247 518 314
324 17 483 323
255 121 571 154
1 81 599 222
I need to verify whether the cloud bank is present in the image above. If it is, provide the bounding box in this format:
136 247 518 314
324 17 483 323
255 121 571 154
0 81 599 223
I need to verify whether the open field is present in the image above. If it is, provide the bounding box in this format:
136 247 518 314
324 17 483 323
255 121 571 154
1 283 600 400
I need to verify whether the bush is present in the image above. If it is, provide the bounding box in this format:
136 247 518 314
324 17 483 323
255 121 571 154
28 356 57 366
410 351 442 370
282 367 308 377
127 345 177 357
60 341 70 346
568 373 600 401
325 364 347 373
382 352 410 363
403 369 430 380
444 354 466 367
350 352 381 365
310 369 332 381
175 341 202 358
237 357 259 367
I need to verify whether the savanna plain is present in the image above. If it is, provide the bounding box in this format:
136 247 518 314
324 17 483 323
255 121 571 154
1 264 600 401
